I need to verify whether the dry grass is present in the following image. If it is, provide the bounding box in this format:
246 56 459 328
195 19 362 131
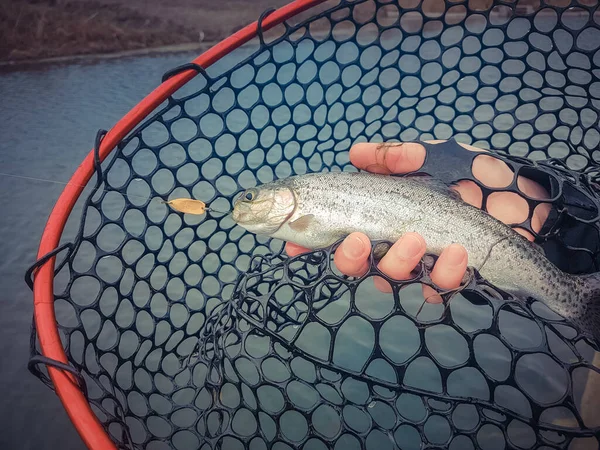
0 0 199 61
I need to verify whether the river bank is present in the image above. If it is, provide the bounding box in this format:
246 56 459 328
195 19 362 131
0 0 287 64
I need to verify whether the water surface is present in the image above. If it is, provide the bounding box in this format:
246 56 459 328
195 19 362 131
0 51 208 450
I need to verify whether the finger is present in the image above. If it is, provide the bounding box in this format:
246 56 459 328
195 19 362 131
378 232 426 280
373 233 426 293
350 142 426 174
430 244 468 290
285 242 311 257
334 232 371 277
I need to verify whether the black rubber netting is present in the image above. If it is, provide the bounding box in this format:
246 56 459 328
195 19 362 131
27 0 600 449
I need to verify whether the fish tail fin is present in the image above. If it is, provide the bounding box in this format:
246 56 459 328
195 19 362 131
577 273 600 346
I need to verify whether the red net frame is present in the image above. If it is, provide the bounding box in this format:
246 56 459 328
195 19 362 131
30 1 323 448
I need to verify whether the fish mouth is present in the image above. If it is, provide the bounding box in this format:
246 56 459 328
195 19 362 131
231 202 249 224
231 197 271 227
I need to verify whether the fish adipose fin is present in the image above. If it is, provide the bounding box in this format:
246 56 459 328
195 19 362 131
289 214 317 232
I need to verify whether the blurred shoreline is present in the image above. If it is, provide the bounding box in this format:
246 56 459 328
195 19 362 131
0 0 586 69
0 42 211 68
0 0 288 67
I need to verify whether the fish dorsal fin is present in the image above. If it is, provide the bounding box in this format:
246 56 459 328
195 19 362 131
288 214 316 232
403 174 463 201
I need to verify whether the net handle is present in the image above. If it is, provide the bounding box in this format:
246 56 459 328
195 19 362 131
30 1 326 449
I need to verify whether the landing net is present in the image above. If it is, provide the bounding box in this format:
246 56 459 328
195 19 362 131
28 0 600 449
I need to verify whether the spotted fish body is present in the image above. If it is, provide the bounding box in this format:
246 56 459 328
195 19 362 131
232 172 600 342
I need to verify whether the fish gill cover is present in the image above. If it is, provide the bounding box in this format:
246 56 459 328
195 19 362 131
28 0 600 449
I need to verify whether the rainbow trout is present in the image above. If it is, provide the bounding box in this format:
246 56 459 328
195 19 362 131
232 172 600 342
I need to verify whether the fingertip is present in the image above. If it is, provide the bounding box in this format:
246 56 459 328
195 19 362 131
378 232 426 280
401 232 427 256
349 143 370 165
445 244 468 266
431 243 468 290
343 232 371 258
334 232 371 277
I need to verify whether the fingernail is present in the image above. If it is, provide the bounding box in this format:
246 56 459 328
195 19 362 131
445 244 466 265
397 234 423 259
343 235 365 259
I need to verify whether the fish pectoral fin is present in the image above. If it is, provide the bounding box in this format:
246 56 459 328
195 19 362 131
288 214 317 232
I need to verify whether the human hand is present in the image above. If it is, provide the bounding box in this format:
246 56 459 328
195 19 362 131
285 140 551 302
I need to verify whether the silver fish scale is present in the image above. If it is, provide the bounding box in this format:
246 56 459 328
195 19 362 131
271 172 581 323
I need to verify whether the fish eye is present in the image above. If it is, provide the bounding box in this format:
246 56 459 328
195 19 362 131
244 190 255 201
